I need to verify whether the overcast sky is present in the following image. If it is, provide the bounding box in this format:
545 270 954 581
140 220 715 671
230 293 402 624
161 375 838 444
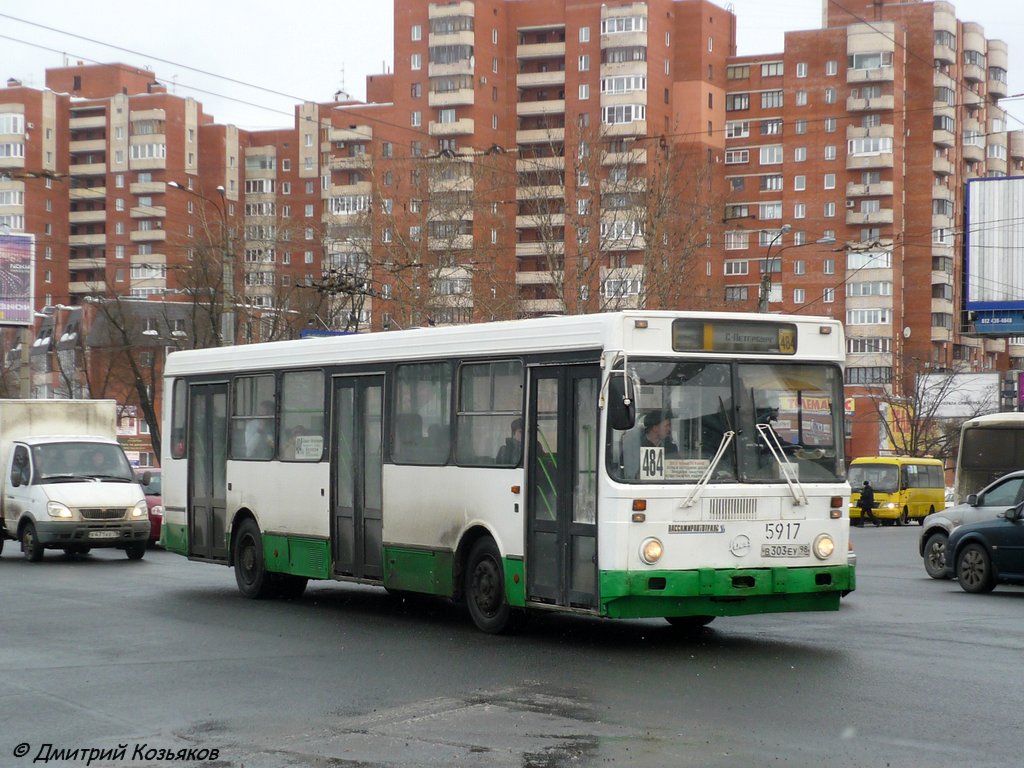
1 0 1021 130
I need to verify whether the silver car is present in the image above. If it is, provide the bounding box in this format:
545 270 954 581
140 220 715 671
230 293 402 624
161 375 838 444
919 470 1024 579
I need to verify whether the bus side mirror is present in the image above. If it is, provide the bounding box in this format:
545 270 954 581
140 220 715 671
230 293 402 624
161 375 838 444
608 373 636 431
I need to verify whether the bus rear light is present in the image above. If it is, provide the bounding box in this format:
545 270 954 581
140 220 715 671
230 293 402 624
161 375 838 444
830 509 842 519
631 512 646 523
510 485 521 494
830 496 843 508
632 499 647 511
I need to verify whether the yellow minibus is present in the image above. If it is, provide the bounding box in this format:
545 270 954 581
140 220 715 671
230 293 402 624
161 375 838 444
848 456 946 526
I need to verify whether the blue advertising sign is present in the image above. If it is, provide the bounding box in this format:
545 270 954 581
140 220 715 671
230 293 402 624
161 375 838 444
0 232 35 326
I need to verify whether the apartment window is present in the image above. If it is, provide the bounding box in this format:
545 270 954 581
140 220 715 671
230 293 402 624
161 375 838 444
823 288 835 304
795 120 807 135
304 204 314 217
724 149 749 164
823 258 835 275
824 202 836 218
411 24 421 41
724 286 749 302
861 199 881 214
439 108 457 124
761 90 783 109
795 91 807 106
761 62 783 78
759 145 783 165
793 260 805 275
824 145 837 161
492 57 498 73
760 175 784 191
492 28 498 44
727 64 750 80
725 120 749 139
726 93 750 112
579 84 590 100
793 288 805 303
724 259 749 275
282 159 291 171
824 88 837 104
579 27 590 43
578 55 590 71
412 111 422 127
724 231 750 250
411 53 422 70
760 119 782 136
759 202 782 220
796 62 808 78
824 173 836 189
794 147 807 162
794 203 806 219
824 117 837 133
794 175 806 191
729 177 745 191
826 60 838 76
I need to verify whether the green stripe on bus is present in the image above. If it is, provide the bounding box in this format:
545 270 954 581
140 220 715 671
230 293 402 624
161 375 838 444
263 534 331 580
383 547 455 595
161 521 188 556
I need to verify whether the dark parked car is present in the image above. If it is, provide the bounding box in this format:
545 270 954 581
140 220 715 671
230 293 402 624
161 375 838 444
136 469 162 546
944 501 1024 593
919 470 1024 579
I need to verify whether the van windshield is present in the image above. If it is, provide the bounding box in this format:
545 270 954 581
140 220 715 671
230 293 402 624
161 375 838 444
31 442 135 483
848 464 899 493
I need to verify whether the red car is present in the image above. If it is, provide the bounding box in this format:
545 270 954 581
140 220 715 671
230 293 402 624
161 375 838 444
136 469 162 546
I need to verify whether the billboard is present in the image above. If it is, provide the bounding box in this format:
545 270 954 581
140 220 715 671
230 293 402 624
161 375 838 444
0 232 35 326
965 177 1024 313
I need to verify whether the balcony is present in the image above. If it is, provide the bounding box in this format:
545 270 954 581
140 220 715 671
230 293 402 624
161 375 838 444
69 163 107 177
68 233 106 246
846 124 895 141
68 256 106 269
68 115 106 130
963 62 986 84
516 100 566 118
329 125 372 143
846 181 894 197
989 74 1008 100
428 88 475 108
933 42 956 65
68 209 106 224
328 180 372 196
130 204 166 219
846 95 895 112
130 181 166 195
962 143 985 163
933 156 954 176
599 31 647 49
516 71 566 89
428 60 474 78
516 156 564 172
846 67 894 84
428 29 474 48
428 118 475 136
516 241 565 257
846 153 894 170
846 208 894 226
516 42 567 60
602 148 647 166
130 228 167 243
330 154 373 171
517 184 565 200
603 120 647 138
428 0 474 19
69 139 106 154
932 186 954 204
69 280 107 294
517 213 565 229
933 128 955 148
69 186 106 201
515 271 557 285
428 234 473 251
516 127 565 145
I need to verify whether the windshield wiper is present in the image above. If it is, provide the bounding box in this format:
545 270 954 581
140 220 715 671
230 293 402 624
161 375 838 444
680 430 735 508
756 423 808 505
40 474 90 483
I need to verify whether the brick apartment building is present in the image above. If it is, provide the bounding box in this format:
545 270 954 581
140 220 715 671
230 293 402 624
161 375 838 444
1 0 1022 460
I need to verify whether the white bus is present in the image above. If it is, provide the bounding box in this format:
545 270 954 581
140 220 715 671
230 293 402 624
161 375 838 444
161 311 854 633
954 412 1024 503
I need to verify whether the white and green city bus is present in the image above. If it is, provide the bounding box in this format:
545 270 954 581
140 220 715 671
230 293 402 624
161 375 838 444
160 311 854 633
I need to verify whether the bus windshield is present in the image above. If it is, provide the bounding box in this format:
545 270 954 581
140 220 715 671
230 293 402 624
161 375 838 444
607 360 844 484
847 464 899 493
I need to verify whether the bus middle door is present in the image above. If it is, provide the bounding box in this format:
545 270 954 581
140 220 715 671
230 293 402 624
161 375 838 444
526 364 599 610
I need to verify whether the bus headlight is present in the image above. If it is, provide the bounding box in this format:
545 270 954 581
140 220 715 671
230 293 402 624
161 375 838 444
640 537 664 565
46 501 73 519
813 534 835 560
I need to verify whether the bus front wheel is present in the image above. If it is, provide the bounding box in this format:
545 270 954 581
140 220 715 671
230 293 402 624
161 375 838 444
234 518 274 599
465 537 515 634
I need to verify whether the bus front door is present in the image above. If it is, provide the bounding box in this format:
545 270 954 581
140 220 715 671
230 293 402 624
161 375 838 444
331 375 384 580
527 365 599 610
188 382 228 561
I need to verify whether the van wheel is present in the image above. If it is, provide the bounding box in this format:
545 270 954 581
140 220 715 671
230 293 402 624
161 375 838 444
899 508 910 526
234 518 274 599
22 522 44 562
125 541 146 560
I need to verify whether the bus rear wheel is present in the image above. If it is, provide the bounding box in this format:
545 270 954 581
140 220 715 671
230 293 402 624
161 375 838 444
234 518 274 599
465 537 515 634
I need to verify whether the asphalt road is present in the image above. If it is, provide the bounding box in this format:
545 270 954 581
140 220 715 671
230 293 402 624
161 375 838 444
1 525 1020 768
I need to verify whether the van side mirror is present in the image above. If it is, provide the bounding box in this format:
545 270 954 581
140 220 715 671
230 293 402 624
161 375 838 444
608 372 636 431
140 471 152 486
11 464 29 488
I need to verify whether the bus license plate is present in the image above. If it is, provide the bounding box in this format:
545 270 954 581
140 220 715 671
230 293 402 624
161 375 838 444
89 530 119 540
761 543 810 558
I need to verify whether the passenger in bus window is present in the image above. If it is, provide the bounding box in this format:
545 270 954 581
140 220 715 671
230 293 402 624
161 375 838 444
496 418 523 465
245 400 275 459
641 409 679 458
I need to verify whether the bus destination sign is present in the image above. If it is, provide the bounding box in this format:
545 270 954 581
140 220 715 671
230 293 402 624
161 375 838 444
672 319 797 355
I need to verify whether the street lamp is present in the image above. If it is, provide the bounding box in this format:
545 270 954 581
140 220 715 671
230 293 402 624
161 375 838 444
758 230 838 313
167 181 233 346
758 224 791 313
